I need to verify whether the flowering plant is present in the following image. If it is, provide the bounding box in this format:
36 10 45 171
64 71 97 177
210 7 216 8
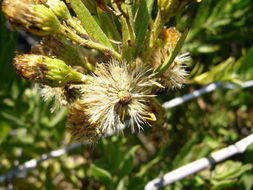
2 0 196 143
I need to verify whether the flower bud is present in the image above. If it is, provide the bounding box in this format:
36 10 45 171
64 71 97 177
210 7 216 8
160 27 181 51
14 54 86 87
2 0 61 36
157 0 190 21
42 0 71 20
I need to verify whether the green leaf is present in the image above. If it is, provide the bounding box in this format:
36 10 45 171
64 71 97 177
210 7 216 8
192 57 242 85
238 47 253 80
211 179 237 190
80 0 97 15
0 122 11 143
71 0 114 50
187 0 213 41
136 156 162 177
240 171 253 190
90 164 112 186
97 8 121 42
116 177 127 190
118 145 140 179
212 161 252 181
104 137 123 172
134 0 154 57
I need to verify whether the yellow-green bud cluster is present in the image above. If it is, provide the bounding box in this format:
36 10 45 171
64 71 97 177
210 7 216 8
14 54 86 87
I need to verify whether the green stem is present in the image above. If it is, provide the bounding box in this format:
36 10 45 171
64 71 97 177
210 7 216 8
149 11 164 49
144 11 164 62
66 18 87 36
112 2 135 61
59 25 122 60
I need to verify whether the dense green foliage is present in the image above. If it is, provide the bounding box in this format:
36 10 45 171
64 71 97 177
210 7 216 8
1 0 253 189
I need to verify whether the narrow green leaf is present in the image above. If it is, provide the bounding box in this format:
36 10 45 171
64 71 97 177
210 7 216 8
211 179 237 190
134 0 154 57
118 145 140 179
136 156 162 177
97 8 121 49
240 171 253 190
90 164 112 185
187 0 212 41
238 47 253 80
80 0 97 15
71 0 114 50
0 12 17 89
192 57 245 85
0 122 11 143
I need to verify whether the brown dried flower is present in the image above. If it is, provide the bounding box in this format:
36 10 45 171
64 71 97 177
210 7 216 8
67 100 103 143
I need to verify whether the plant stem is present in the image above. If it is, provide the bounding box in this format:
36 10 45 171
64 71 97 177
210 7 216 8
66 18 87 36
144 11 164 62
149 11 164 49
59 25 122 60
112 2 136 61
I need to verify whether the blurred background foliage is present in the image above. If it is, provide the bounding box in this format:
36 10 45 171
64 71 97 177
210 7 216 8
1 0 253 189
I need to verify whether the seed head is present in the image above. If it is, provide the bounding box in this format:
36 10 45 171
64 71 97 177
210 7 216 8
14 54 86 87
2 0 61 36
164 53 190 89
81 60 158 133
151 51 190 89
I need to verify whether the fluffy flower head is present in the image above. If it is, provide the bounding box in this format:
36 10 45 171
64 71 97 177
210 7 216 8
81 60 158 133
